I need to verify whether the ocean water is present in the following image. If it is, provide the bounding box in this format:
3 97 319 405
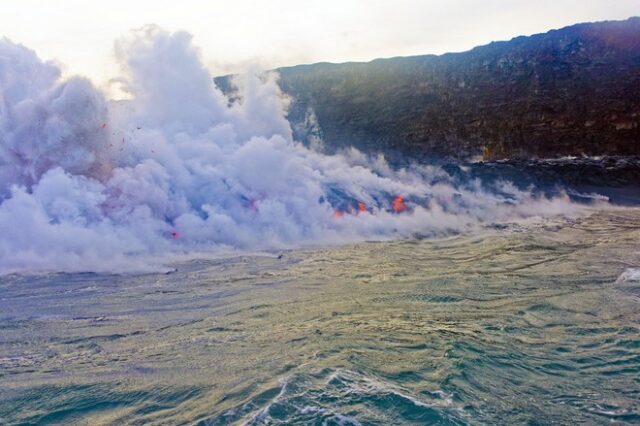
1 209 639 425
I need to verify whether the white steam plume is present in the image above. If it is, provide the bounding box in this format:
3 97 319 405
0 27 587 274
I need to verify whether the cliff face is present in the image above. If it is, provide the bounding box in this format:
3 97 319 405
217 18 640 160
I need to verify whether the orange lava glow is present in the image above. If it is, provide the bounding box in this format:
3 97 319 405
392 195 407 213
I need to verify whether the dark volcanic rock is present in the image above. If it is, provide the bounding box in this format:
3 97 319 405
458 156 640 205
216 18 640 161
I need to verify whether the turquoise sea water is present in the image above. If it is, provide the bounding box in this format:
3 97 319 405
1 209 639 425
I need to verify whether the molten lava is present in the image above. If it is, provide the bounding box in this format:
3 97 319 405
392 195 407 213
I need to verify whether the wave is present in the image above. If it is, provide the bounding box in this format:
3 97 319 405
196 369 461 425
616 268 640 283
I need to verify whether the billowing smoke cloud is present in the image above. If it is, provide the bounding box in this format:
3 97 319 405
0 28 588 274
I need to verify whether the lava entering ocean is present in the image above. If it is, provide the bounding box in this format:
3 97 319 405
0 27 588 274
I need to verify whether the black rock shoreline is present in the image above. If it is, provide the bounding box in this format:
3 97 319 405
446 156 640 205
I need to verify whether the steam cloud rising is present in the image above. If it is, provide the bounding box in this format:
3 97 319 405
0 27 586 274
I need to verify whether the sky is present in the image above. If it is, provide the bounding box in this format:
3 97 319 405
1 0 638 87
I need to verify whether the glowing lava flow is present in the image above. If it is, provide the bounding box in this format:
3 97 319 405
392 195 407 213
